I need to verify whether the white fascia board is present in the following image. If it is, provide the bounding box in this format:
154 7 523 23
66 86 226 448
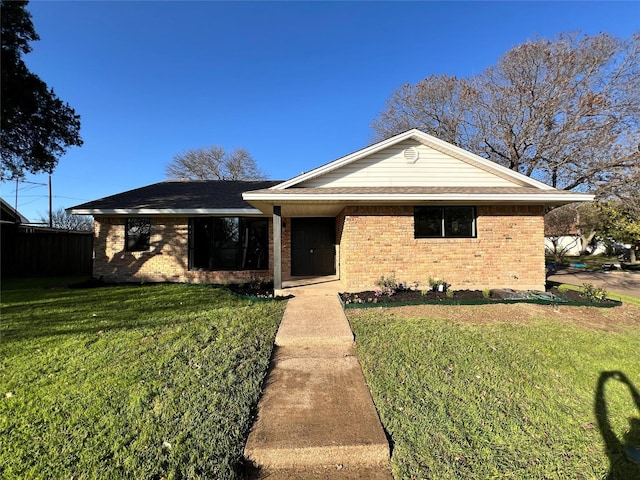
67 208 264 216
242 192 595 203
272 130 420 190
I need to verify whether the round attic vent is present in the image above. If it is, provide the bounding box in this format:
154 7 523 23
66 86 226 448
404 146 419 163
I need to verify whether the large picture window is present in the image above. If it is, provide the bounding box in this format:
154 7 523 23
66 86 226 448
414 206 476 238
189 217 268 271
126 217 151 251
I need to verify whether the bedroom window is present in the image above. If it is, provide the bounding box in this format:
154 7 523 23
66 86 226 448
414 206 476 238
189 217 269 271
126 217 151 251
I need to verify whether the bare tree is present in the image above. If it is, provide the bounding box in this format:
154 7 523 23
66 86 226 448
372 33 640 195
165 146 267 181
39 207 93 231
372 75 471 146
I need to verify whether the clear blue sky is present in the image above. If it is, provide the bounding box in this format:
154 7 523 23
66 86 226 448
3 0 639 222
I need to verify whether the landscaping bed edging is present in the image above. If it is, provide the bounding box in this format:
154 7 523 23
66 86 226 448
338 288 622 309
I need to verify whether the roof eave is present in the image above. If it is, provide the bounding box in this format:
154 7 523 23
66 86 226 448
243 192 595 204
67 208 265 216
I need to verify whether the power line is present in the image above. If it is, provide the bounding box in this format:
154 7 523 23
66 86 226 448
53 196 91 201
7 194 48 198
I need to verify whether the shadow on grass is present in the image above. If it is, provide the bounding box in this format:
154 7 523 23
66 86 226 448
595 371 640 479
1 282 249 343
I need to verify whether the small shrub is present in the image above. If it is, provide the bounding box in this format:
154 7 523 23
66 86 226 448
445 289 454 298
428 277 448 292
581 283 608 303
373 288 393 303
375 275 400 296
482 288 491 299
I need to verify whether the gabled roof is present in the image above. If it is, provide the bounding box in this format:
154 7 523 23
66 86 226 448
242 129 594 215
68 180 282 215
271 129 554 191
70 130 595 218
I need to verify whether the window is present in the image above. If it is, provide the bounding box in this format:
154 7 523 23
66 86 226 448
189 217 268 271
126 217 151 251
414 206 476 238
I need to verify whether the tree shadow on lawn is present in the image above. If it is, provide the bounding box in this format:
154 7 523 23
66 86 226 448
595 371 640 479
1 283 244 343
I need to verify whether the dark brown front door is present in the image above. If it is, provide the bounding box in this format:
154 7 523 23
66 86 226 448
291 218 335 276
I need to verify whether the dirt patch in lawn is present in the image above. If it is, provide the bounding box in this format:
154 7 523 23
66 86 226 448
346 302 640 333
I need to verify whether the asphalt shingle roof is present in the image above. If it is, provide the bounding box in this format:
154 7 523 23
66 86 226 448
69 180 282 211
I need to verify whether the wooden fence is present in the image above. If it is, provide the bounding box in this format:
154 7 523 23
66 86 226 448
1 224 93 276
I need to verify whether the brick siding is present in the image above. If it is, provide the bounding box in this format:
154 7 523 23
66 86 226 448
93 216 280 284
336 205 545 291
94 206 545 291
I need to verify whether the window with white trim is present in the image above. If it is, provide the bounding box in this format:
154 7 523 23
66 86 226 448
414 206 476 238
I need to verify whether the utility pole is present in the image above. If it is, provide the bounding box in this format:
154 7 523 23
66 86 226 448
15 178 19 224
49 174 53 228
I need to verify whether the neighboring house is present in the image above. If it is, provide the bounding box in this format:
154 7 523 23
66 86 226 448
69 129 593 291
544 235 606 257
1 197 30 225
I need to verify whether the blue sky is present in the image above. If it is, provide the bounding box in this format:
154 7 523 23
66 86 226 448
3 1 639 222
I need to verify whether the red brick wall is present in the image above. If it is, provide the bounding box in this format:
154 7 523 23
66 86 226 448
336 205 545 291
93 216 278 283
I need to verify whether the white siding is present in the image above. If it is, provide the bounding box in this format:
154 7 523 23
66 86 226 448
298 140 521 188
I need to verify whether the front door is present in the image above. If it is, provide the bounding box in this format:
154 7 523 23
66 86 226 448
291 218 336 276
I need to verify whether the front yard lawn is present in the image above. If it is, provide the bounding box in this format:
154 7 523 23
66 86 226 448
349 303 640 479
0 278 286 479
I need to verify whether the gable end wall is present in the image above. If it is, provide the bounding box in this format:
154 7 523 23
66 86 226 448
300 139 519 188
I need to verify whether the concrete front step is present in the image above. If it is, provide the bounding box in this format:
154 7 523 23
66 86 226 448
244 348 389 470
275 295 354 347
245 443 390 470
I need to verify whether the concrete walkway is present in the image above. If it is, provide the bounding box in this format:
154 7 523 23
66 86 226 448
244 280 392 479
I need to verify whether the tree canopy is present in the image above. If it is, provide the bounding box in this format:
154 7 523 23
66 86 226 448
165 146 267 181
372 33 640 196
39 207 93 231
1 0 82 180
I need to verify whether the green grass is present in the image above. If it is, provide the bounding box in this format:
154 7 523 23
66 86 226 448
349 310 640 479
0 277 287 479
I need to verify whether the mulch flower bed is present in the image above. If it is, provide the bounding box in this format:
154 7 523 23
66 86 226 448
340 289 485 304
339 286 621 308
